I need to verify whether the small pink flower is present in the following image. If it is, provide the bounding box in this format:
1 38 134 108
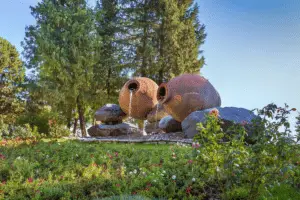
115 152 119 157
28 177 33 183
116 183 120 187
188 160 193 164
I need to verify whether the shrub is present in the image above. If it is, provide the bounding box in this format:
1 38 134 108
193 103 300 200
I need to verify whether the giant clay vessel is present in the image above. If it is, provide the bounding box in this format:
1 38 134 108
119 77 158 120
157 74 221 122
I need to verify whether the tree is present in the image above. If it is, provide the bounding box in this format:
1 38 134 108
119 0 206 84
94 0 128 103
23 0 100 136
296 112 300 142
0 37 25 123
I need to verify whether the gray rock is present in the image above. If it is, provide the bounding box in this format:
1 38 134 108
181 107 258 138
159 115 182 133
95 104 126 123
144 121 164 134
88 123 140 137
146 104 169 123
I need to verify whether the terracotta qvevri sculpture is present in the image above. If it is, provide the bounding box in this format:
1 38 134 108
157 74 221 122
119 77 158 120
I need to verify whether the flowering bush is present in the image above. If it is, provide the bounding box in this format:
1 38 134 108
193 103 300 199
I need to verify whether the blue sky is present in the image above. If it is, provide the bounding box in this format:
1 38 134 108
0 0 299 132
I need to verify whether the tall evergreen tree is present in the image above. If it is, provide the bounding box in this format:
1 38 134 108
119 0 206 84
94 0 127 103
0 37 25 123
23 0 100 136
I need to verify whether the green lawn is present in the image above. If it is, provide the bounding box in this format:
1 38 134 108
0 139 299 200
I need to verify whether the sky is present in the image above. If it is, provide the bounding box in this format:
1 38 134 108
0 0 299 133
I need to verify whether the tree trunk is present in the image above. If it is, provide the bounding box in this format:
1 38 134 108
77 96 87 137
73 118 78 136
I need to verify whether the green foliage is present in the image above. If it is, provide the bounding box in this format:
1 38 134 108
0 37 25 123
295 112 300 143
193 103 300 200
23 0 101 136
48 123 71 138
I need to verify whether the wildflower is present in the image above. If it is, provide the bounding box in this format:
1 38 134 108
129 171 133 175
216 166 220 172
0 154 5 160
153 179 157 183
186 186 192 194
133 169 137 174
1 181 6 185
115 183 120 187
197 150 200 154
76 154 79 157
162 170 166 174
114 152 119 157
172 175 176 180
28 177 33 183
188 160 193 164
192 178 196 182
142 172 146 176
161 173 164 176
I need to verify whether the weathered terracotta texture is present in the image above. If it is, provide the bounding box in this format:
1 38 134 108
146 104 169 123
157 74 221 122
119 77 158 120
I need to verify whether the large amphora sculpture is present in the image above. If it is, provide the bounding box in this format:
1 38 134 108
157 74 221 122
119 77 158 120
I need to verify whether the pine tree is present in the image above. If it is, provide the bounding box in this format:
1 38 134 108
0 37 25 123
23 0 100 136
296 113 300 142
94 0 128 103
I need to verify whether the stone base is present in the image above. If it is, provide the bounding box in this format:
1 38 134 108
159 115 182 133
88 123 141 137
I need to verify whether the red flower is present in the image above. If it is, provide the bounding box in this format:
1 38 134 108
186 186 192 194
28 177 33 183
0 154 5 160
115 152 119 157
188 160 193 164
147 183 152 187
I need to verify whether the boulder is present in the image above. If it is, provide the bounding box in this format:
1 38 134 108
159 115 182 133
88 123 140 137
181 107 258 138
95 104 126 124
146 104 169 123
144 121 164 134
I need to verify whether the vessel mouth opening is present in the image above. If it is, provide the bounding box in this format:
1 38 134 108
157 84 167 102
128 82 139 92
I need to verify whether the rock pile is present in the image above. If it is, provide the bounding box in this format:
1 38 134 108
88 104 140 137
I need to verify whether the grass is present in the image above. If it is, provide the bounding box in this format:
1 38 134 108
0 138 299 199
